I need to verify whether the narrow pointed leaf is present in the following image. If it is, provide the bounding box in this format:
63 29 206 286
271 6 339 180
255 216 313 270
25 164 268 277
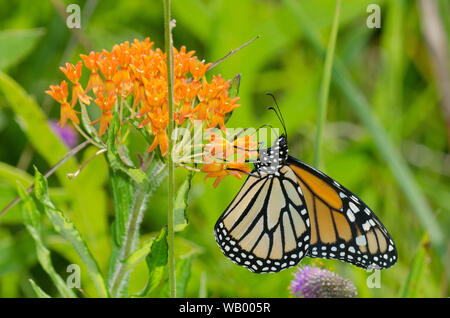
18 184 77 298
124 238 155 271
174 171 194 232
400 234 430 298
106 114 147 185
29 279 51 298
32 168 108 298
136 227 168 297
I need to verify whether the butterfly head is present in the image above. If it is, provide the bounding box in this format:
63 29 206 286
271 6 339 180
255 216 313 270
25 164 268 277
278 134 288 152
254 135 289 176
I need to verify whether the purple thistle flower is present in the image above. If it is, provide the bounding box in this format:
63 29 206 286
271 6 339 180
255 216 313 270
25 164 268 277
49 119 78 148
290 265 357 298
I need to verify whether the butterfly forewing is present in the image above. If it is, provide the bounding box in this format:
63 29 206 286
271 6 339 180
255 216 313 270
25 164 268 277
214 166 311 273
288 156 397 270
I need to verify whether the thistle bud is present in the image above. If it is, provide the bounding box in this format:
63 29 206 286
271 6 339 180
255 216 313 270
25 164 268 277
290 265 357 298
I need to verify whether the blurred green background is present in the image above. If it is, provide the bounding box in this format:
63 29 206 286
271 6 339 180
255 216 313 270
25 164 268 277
0 0 449 298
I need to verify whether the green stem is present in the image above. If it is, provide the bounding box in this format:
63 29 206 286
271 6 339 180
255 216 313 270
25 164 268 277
313 0 341 169
73 122 104 149
109 185 148 297
164 0 176 298
0 140 90 218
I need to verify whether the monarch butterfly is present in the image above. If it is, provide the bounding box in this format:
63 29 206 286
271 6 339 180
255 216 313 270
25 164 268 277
214 98 397 274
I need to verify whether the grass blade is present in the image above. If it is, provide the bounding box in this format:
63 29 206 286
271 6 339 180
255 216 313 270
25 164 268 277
313 0 341 169
400 234 430 297
175 256 192 297
29 279 51 298
199 272 207 298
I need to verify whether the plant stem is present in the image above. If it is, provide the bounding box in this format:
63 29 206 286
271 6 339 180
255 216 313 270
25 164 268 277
109 185 148 297
207 35 261 71
73 122 104 149
164 0 176 298
67 148 107 179
0 140 91 219
313 0 341 169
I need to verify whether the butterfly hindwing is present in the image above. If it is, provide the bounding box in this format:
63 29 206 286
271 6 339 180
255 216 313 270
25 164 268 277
214 166 311 273
287 156 397 270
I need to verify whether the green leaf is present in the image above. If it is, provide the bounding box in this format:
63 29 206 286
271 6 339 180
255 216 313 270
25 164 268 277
400 234 430 298
0 161 67 224
110 170 135 247
32 168 109 298
124 238 155 271
158 254 193 298
130 119 155 145
0 161 33 186
80 103 103 145
0 28 45 71
106 114 147 185
137 227 168 297
18 183 77 298
0 71 78 185
107 169 135 294
199 272 207 298
28 279 51 298
174 171 194 232
175 256 192 298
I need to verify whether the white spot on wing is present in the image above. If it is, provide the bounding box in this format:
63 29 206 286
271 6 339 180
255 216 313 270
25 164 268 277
346 209 355 222
356 235 367 246
349 201 359 213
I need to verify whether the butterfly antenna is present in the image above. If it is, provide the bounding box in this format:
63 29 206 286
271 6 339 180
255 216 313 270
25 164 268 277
266 93 287 138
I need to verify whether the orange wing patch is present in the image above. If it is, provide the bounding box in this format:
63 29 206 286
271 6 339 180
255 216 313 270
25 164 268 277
332 211 352 241
290 164 353 247
290 164 345 246
299 181 318 244
314 197 336 244
289 165 343 210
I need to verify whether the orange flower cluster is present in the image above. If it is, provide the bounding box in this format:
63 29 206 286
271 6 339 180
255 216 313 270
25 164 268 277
45 37 253 187
201 162 251 188
204 132 259 163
